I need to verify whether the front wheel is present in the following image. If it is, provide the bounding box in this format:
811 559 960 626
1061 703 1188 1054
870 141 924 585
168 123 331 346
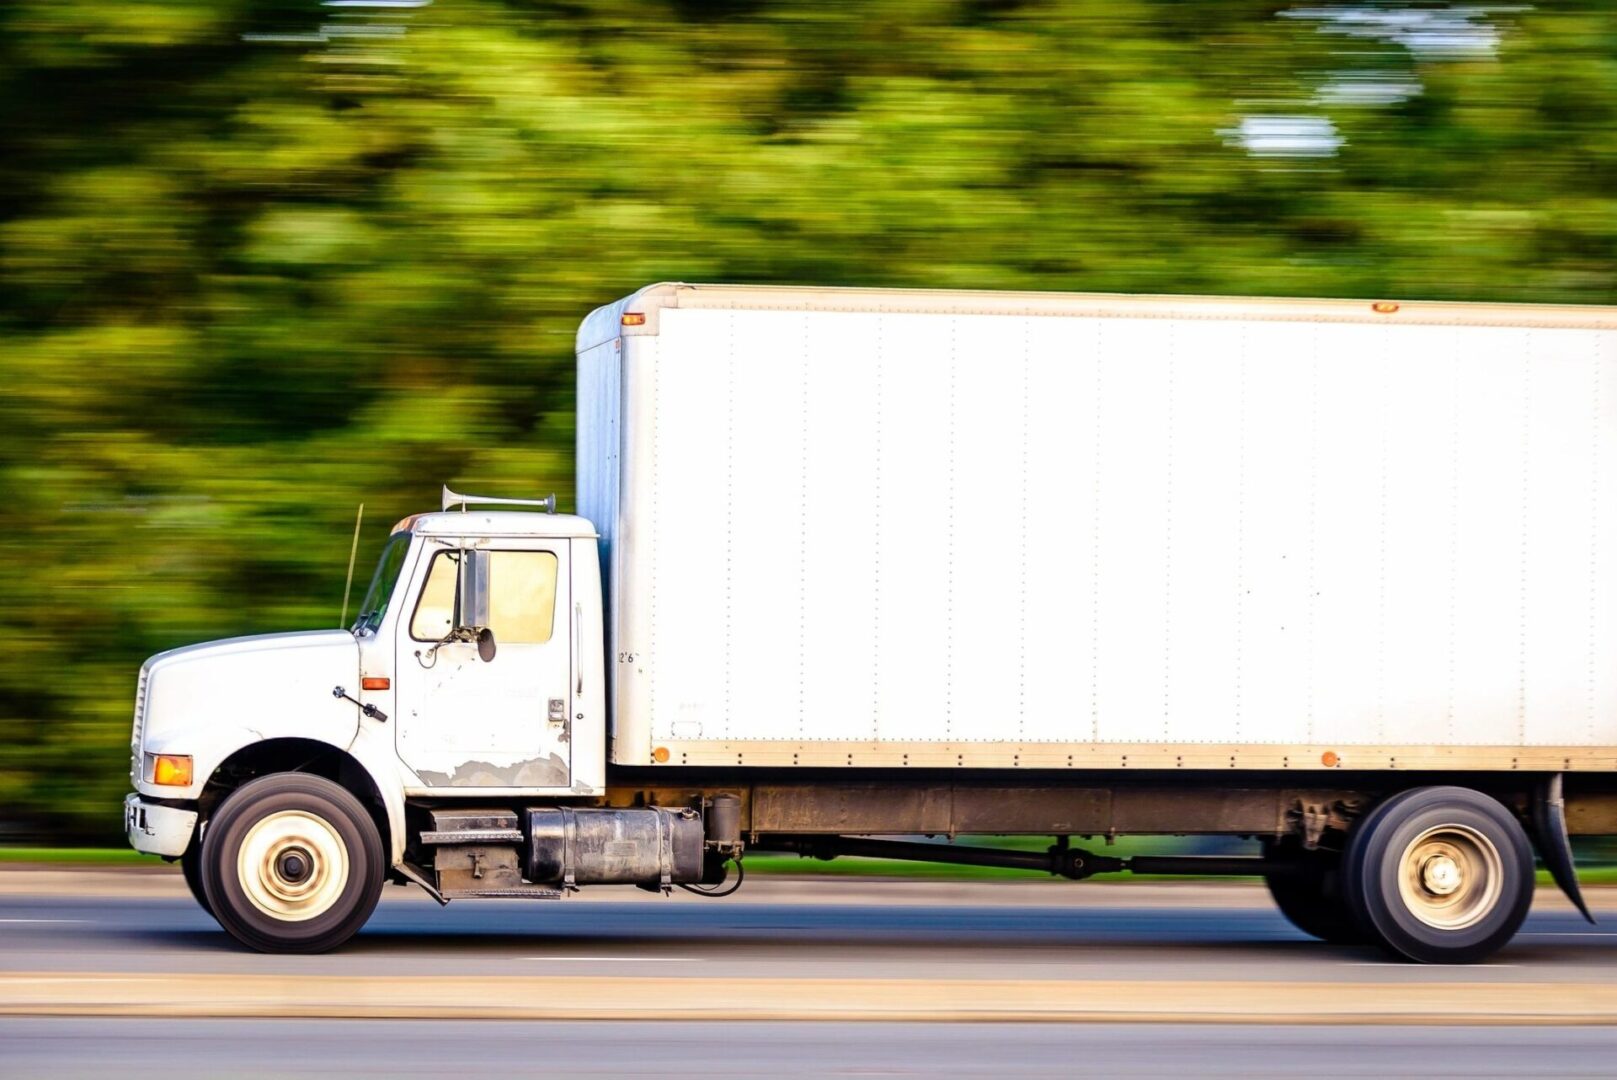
180 838 213 919
200 773 384 954
1341 786 1533 964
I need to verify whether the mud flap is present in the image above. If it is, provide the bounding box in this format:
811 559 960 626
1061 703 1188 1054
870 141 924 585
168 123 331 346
1533 773 1595 925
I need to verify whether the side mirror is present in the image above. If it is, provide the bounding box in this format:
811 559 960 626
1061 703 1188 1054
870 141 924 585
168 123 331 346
456 548 491 630
455 549 497 662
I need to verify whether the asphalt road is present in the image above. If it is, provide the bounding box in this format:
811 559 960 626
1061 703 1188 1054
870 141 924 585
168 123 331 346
4 870 1617 1076
6 1018 1617 1078
3 871 1614 982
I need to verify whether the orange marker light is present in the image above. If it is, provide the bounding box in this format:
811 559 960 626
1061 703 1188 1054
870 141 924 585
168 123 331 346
150 753 193 787
361 677 390 691
652 746 670 763
621 312 647 327
1371 301 1400 314
1321 750 1340 768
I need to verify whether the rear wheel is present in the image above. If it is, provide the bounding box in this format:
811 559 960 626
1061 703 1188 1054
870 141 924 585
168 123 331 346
200 773 384 954
1341 786 1533 964
1263 851 1362 945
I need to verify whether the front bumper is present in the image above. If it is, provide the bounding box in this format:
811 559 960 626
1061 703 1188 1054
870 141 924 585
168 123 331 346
124 793 198 858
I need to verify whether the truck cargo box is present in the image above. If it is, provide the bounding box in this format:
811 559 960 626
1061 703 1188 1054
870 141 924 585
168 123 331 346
577 284 1617 773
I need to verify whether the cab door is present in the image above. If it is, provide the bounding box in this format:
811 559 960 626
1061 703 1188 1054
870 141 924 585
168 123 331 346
394 538 573 791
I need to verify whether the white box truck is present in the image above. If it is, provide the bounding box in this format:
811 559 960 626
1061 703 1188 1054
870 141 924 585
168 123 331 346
125 283 1617 962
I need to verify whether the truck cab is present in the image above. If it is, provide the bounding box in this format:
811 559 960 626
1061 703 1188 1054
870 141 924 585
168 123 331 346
350 507 606 799
122 495 659 953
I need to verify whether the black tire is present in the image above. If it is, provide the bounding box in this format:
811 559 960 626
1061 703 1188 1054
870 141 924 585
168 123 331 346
200 773 385 954
180 837 213 919
1341 786 1533 964
1264 860 1363 945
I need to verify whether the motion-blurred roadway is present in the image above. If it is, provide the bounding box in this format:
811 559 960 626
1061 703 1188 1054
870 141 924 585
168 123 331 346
3 868 1616 1076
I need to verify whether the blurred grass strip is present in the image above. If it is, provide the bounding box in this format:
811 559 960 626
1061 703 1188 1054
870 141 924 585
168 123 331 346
0 847 157 865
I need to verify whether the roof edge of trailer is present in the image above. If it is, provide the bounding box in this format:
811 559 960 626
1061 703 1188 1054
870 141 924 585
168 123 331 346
577 282 1617 351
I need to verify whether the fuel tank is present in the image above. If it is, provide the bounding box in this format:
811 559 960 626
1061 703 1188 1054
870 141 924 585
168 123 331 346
525 806 704 888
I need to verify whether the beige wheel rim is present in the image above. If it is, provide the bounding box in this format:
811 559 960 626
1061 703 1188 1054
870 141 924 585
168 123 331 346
237 810 350 922
1396 824 1502 931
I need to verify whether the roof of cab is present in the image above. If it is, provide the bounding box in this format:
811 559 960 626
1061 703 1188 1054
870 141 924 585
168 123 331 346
403 510 598 539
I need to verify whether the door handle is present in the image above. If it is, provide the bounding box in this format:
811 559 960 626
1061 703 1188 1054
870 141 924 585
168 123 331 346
574 602 584 696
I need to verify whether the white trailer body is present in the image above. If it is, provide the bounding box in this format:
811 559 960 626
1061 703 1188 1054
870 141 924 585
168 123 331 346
578 284 1617 773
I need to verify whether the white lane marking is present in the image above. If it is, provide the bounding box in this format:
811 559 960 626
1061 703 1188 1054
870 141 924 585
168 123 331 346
521 956 701 962
0 919 91 924
1521 931 1617 938
2 977 147 984
1344 962 1519 968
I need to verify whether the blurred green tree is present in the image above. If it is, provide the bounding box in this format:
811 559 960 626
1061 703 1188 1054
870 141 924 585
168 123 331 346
0 0 1612 841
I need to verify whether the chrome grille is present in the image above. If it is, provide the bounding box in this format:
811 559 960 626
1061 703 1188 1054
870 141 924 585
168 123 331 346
130 665 149 783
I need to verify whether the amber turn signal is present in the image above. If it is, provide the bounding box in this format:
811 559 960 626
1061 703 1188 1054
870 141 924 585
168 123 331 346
652 746 670 763
361 676 390 691
621 312 647 326
148 753 193 787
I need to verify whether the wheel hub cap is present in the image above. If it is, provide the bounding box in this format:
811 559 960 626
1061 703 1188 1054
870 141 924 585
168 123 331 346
277 849 311 884
1397 825 1502 931
237 810 350 922
1420 854 1461 896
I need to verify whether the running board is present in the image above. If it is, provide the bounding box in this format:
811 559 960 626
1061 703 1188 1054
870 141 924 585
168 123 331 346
440 886 564 900
421 808 524 846
420 828 525 844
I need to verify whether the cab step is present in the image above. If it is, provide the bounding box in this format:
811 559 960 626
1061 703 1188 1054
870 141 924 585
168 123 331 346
420 808 523 845
440 886 564 900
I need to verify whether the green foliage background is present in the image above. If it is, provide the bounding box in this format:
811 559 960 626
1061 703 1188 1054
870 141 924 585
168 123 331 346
1 1 1613 841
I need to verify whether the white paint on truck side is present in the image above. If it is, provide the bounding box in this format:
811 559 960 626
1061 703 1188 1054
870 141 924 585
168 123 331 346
128 628 415 862
577 284 1617 768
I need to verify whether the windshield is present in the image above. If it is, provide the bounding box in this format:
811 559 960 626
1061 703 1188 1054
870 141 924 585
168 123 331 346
352 533 410 633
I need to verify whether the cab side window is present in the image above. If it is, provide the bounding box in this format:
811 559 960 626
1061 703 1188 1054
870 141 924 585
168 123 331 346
410 550 559 644
489 551 558 644
411 554 458 641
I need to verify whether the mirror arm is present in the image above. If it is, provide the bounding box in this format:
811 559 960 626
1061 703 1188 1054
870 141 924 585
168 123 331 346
332 686 388 722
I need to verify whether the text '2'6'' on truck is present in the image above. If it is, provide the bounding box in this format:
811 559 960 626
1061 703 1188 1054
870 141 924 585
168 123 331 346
125 283 1617 962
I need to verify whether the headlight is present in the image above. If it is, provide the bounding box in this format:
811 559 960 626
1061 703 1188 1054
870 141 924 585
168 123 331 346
145 753 193 787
